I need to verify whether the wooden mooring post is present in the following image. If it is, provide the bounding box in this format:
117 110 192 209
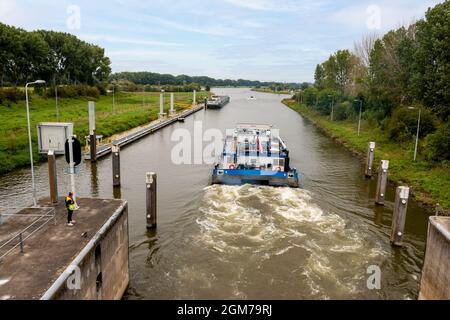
375 160 389 205
146 172 157 229
390 186 410 246
365 142 376 177
112 144 121 187
48 150 58 204
89 101 97 162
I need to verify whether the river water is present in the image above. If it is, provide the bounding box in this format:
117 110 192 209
0 88 430 299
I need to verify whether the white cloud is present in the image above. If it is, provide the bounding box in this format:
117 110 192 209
150 16 238 37
78 34 182 46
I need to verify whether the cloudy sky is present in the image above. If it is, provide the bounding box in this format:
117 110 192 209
0 0 443 82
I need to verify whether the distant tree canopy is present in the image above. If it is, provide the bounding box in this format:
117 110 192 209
308 0 450 161
110 71 304 90
0 23 111 87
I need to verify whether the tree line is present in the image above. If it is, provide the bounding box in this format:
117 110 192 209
0 22 111 87
301 1 450 162
110 71 303 90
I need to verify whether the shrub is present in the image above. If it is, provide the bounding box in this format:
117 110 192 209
387 105 438 142
303 87 318 107
334 101 353 121
44 85 100 99
363 109 386 126
0 87 24 104
425 121 450 162
316 89 339 115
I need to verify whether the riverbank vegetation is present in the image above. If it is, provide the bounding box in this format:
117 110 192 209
110 71 302 89
286 1 450 210
0 91 208 175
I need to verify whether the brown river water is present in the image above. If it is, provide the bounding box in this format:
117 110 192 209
0 88 430 299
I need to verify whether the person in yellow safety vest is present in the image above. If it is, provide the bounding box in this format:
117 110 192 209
65 192 76 226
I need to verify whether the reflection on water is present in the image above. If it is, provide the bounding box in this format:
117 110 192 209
0 88 430 300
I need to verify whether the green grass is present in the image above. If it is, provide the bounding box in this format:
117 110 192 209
283 99 450 211
0 91 209 175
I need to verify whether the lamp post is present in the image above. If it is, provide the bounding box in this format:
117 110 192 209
355 99 363 136
112 84 115 114
408 107 421 161
55 84 63 122
328 95 334 121
25 80 46 207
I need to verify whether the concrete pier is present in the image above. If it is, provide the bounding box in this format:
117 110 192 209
419 216 450 300
0 198 129 300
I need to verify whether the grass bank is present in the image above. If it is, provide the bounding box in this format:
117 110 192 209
0 91 209 175
283 99 450 212
251 88 291 94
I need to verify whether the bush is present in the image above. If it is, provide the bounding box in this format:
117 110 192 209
334 101 353 121
44 85 100 99
363 109 386 126
425 121 450 162
387 105 438 142
0 87 24 104
316 89 339 115
303 87 318 107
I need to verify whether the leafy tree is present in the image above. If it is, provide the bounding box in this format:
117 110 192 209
413 1 450 120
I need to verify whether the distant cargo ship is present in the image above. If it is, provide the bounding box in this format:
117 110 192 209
206 95 230 109
212 124 300 187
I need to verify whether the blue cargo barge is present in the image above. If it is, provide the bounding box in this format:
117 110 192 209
212 124 299 188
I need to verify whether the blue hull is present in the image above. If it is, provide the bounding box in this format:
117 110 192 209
212 169 300 188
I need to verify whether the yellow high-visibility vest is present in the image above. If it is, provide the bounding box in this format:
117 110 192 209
66 196 75 211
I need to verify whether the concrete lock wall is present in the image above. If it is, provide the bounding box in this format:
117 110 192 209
43 202 129 300
419 216 450 300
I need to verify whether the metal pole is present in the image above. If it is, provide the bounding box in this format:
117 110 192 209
170 92 174 114
55 85 59 122
19 233 24 253
112 85 115 114
89 101 97 162
357 100 362 136
25 83 37 207
414 109 421 162
68 127 77 207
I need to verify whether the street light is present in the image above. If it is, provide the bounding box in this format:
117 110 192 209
328 95 334 121
55 84 63 122
408 107 422 161
355 99 363 136
25 80 46 207
112 83 115 114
